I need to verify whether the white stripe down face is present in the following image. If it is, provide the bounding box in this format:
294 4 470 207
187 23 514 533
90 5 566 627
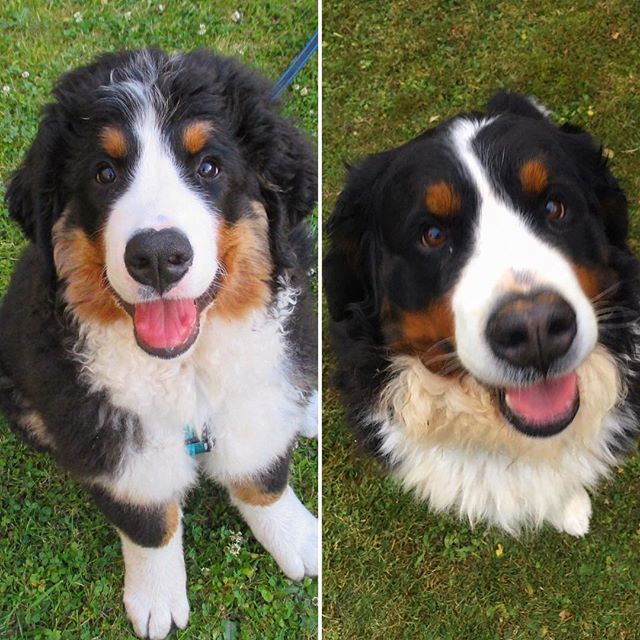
449 118 598 389
104 106 219 307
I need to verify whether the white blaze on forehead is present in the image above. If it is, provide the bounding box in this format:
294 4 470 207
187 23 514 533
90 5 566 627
448 118 597 386
104 100 219 304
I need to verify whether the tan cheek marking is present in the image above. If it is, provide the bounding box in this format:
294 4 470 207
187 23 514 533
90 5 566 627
229 480 283 506
159 503 181 547
572 263 603 300
208 203 272 320
424 181 461 217
53 217 127 325
183 121 213 155
385 297 456 374
100 126 128 159
519 159 548 195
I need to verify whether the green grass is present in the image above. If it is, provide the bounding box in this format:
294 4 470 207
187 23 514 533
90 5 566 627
0 1 317 638
322 2 640 639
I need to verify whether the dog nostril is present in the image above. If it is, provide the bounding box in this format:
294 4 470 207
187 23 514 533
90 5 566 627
504 328 528 347
168 253 187 266
548 317 571 336
132 256 150 269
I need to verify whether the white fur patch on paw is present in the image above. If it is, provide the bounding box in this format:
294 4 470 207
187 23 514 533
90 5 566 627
299 390 318 438
556 490 592 537
232 485 318 581
120 524 190 639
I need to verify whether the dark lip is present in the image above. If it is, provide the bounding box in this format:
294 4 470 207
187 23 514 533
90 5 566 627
497 387 580 438
116 277 220 359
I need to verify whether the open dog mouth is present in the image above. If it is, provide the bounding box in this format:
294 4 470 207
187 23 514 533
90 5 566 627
120 281 218 359
497 372 580 438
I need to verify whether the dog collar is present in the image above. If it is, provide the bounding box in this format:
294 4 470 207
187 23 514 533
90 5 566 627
184 424 214 457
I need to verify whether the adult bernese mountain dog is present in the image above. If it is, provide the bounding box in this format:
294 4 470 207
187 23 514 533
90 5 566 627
0 49 317 639
325 91 640 537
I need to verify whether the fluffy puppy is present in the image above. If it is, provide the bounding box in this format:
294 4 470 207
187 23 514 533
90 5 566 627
325 91 640 536
1 49 317 639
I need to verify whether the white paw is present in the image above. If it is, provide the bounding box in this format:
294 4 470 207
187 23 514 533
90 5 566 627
299 391 318 438
120 525 190 639
556 490 592 537
233 485 318 581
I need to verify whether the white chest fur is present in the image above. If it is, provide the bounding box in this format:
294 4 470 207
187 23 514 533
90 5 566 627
375 346 630 534
76 298 305 505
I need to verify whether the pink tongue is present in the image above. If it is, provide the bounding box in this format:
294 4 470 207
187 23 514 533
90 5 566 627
134 299 197 350
505 372 578 426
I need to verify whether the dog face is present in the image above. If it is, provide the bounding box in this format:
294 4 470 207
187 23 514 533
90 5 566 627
7 49 316 358
325 92 629 439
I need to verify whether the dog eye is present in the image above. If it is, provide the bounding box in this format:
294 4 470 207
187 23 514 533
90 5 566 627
545 199 566 221
96 164 116 185
197 157 220 179
422 226 448 248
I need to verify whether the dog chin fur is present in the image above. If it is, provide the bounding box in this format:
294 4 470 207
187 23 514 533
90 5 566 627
374 346 629 535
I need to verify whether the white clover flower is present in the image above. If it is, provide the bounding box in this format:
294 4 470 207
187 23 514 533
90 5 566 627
124 11 132 20
73 11 82 23
231 10 242 23
198 23 207 35
2 85 10 94
158 3 165 11
300 86 309 96
293 83 300 91
21 71 29 79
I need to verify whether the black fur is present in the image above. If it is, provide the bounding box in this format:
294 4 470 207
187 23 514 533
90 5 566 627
89 487 177 548
254 449 292 496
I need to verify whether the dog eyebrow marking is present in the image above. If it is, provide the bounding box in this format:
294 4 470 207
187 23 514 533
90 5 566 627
425 181 461 217
183 120 214 155
100 126 128 159
519 158 549 194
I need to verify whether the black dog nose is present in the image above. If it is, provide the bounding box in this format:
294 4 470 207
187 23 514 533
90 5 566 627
486 290 577 373
124 228 193 294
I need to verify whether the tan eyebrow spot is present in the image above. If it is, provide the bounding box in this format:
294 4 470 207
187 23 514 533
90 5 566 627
424 181 461 217
183 121 214 155
100 126 128 159
520 159 549 194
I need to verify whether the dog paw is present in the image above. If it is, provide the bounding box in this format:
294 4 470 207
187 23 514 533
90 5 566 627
556 489 592 537
233 485 318 581
120 526 190 639
124 582 190 640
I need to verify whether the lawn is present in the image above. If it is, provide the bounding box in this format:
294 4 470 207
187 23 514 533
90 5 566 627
0 1 317 639
322 2 640 639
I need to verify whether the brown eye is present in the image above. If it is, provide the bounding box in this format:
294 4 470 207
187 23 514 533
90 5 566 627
96 164 116 185
197 157 220 178
422 226 447 248
545 199 566 221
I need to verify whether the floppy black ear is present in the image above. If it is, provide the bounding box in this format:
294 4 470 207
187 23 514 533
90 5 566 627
559 124 629 251
324 153 390 322
5 103 66 258
251 106 317 270
486 90 550 121
216 54 317 270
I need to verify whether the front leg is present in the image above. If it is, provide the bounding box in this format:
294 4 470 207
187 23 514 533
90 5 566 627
549 487 592 537
90 489 190 639
226 454 318 581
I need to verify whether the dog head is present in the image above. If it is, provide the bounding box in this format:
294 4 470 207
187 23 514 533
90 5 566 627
7 49 316 358
326 91 630 438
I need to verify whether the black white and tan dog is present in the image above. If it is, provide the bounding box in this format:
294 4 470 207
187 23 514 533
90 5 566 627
325 91 640 536
0 49 318 638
